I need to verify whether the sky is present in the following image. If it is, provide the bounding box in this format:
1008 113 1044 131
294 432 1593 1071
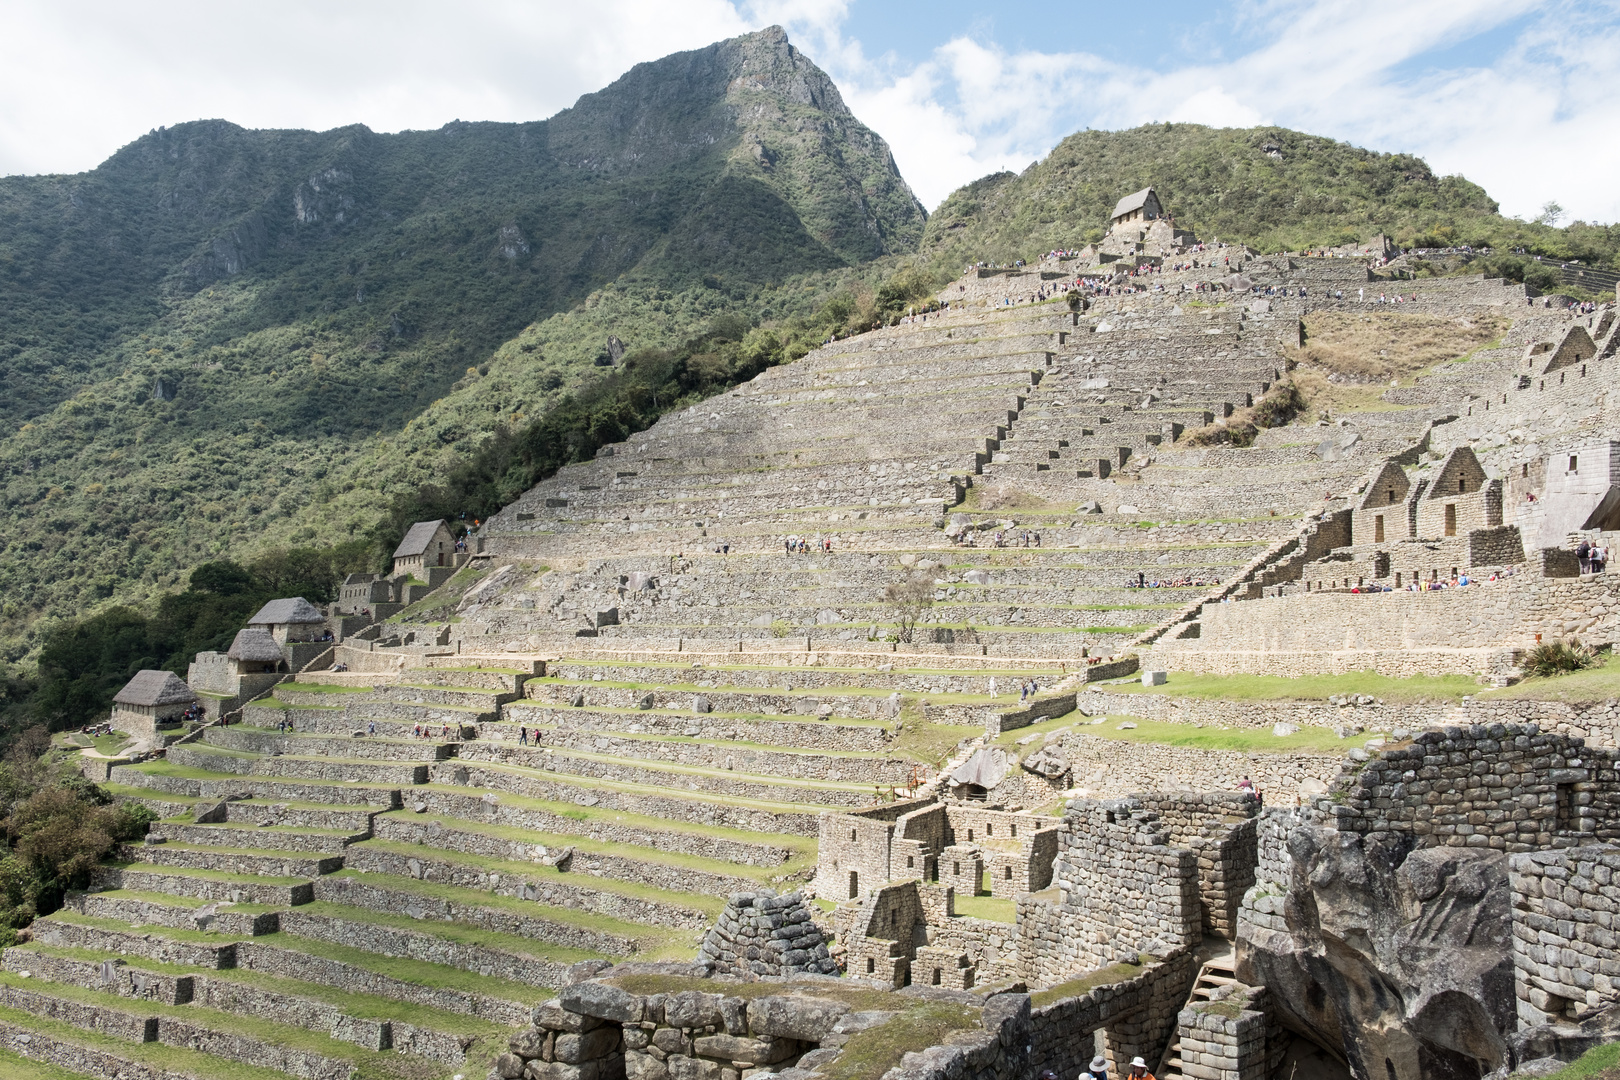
1 0 1616 223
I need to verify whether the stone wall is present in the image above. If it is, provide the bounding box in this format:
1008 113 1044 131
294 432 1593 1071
1508 845 1620 1026
1017 799 1201 984
1029 948 1199 1080
1320 723 1620 851
1055 731 1346 802
698 891 836 977
1077 688 1451 732
1176 985 1273 1080
1134 793 1260 938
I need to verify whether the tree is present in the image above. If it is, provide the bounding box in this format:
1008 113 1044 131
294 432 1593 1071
884 574 935 643
1536 201 1565 227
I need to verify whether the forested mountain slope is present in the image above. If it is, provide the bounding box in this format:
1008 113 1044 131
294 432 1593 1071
0 26 923 649
921 123 1620 266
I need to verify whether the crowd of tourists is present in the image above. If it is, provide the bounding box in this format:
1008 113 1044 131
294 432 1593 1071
1126 573 1221 588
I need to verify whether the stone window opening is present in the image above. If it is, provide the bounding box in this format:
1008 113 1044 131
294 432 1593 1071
1571 455 1580 473
967 828 974 841
953 861 961 876
986 823 993 837
848 871 859 899
906 855 915 869
1396 572 1402 586
1524 464 1530 478
1557 784 1577 832
932 967 942 986
1445 505 1457 536
1375 514 1385 543
1003 866 1013 880
849 828 856 841
1010 823 1017 837
866 957 875 974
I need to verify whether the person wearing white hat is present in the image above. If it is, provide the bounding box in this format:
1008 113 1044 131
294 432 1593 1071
1127 1056 1155 1080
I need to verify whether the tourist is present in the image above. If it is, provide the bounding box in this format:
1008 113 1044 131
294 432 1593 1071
519 726 529 746
1127 1057 1155 1080
1578 539 1592 574
1596 543 1609 574
1082 1055 1110 1080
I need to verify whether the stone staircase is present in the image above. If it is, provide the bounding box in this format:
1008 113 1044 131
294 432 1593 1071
1156 950 1240 1079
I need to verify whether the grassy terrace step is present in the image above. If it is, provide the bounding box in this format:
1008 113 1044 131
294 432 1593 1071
450 744 881 809
165 745 431 785
469 725 926 786
117 840 344 878
375 812 771 894
344 838 718 928
277 900 604 988
543 661 1065 693
11 933 533 1026
311 868 663 954
522 679 899 718
0 1002 295 1080
151 822 368 854
202 726 458 763
31 913 241 969
67 890 282 937
384 683 518 709
387 786 807 867
0 971 418 1080
272 712 483 739
438 755 845 825
2 946 505 1065
92 864 315 907
496 704 894 752
106 766 404 808
217 798 382 831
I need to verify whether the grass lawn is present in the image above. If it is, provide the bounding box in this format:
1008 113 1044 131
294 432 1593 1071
1482 653 1620 704
821 1001 982 1080
277 682 372 694
1105 669 1478 704
1030 955 1152 1006
953 893 1015 923
1541 1042 1620 1080
0 1044 96 1080
1000 713 1373 755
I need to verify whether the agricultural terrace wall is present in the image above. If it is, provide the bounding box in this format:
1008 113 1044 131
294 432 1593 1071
1448 698 1620 749
1076 689 1453 733
1053 731 1346 803
1167 574 1620 658
1319 724 1620 851
1017 799 1201 985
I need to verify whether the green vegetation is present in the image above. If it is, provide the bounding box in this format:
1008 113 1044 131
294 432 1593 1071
953 892 1015 923
921 122 1620 267
1105 669 1479 703
821 1001 982 1080
0 729 154 944
0 1044 96 1080
1000 712 1375 755
1484 651 1620 703
1030 955 1151 1007
1523 638 1599 679
1537 1042 1620 1080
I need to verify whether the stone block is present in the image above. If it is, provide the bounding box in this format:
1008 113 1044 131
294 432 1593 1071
562 982 643 1024
666 991 726 1030
556 1027 621 1064
627 1050 671 1080
748 995 851 1041
668 1055 723 1080
536 1000 607 1033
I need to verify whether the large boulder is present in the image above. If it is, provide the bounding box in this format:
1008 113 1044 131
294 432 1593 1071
1239 823 1515 1080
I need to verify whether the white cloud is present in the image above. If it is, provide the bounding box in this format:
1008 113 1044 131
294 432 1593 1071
1 0 1615 224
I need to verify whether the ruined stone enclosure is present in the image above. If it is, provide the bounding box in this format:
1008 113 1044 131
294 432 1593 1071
18 241 1620 1080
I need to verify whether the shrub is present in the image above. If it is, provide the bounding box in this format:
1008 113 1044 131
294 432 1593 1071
769 618 791 639
884 575 935 644
1524 638 1597 679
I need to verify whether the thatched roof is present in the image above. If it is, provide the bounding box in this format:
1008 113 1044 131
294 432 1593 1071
226 628 284 662
1110 187 1161 222
393 519 449 558
247 597 325 625
114 670 197 707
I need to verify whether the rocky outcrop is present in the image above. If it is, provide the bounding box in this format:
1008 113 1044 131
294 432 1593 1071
1239 823 1515 1080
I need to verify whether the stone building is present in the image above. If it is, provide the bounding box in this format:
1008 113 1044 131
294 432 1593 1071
246 597 328 645
110 669 197 741
1414 446 1500 540
186 628 288 715
1101 187 1198 261
1507 439 1620 548
392 519 457 575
